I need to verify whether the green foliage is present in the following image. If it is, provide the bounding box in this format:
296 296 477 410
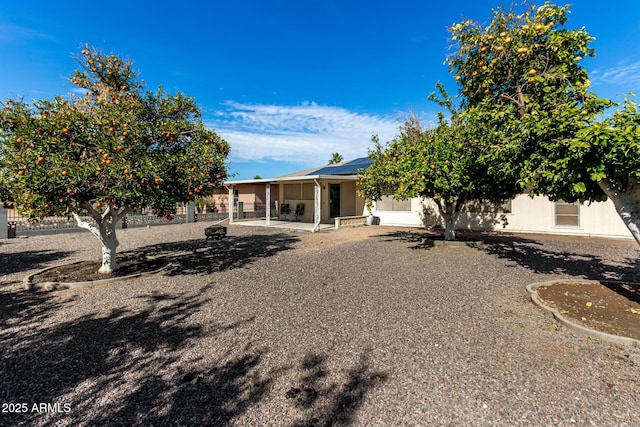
0 46 229 221
328 152 344 165
359 84 519 223
447 2 629 204
448 2 599 116
568 96 640 194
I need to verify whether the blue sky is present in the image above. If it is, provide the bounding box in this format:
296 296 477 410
1 1 639 180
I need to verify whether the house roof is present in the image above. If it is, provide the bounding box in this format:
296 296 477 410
225 157 372 185
299 157 373 176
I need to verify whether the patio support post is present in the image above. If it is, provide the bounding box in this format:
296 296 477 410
312 179 321 232
0 205 7 239
265 183 271 226
226 184 234 224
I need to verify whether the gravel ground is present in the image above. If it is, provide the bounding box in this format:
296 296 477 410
1 222 640 426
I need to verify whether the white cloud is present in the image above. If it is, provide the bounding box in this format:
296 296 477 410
591 60 640 87
206 101 405 166
0 24 53 44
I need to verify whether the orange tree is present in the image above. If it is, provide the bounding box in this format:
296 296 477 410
0 46 229 273
447 2 640 245
359 85 519 240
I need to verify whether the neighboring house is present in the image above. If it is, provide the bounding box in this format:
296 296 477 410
226 157 633 239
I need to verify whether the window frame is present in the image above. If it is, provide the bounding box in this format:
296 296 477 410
554 201 580 227
376 195 411 212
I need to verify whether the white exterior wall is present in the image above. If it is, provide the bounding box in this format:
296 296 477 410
370 198 425 228
372 194 633 240
499 194 632 239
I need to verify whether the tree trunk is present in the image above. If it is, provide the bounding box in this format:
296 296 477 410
74 204 133 274
97 219 119 273
598 177 640 247
438 199 459 241
443 213 456 241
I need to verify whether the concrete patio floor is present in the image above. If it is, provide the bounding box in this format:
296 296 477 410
231 218 335 232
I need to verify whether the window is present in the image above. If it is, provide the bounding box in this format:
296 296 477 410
376 195 411 211
555 202 579 227
284 184 299 200
302 183 315 200
284 183 316 200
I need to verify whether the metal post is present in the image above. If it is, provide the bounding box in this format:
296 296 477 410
0 205 7 239
265 183 271 226
227 185 234 224
312 179 321 232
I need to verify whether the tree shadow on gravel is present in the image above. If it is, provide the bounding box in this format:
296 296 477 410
374 229 640 305
375 229 640 283
1 249 73 329
122 343 274 426
374 229 480 250
121 232 300 276
601 282 640 305
374 230 437 250
0 285 63 331
285 350 388 427
0 286 271 427
470 233 640 283
0 249 74 275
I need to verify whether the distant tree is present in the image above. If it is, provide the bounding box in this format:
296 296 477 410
253 175 262 179
0 46 229 273
359 85 519 240
328 152 343 165
447 2 640 245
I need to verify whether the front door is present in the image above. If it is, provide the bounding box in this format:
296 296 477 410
329 184 341 218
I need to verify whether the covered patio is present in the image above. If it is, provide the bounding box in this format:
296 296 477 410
224 158 371 233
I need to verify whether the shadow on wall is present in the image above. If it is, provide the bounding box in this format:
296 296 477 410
419 199 509 232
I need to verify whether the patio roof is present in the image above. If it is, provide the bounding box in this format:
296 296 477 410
225 174 360 185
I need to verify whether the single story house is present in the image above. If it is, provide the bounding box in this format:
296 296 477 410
223 158 371 232
225 157 633 239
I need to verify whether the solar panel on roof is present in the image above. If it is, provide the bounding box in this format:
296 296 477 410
307 157 372 176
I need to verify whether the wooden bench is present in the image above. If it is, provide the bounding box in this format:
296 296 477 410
205 225 227 240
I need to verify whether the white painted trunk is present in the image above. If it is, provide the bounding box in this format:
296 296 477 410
438 199 459 241
98 221 119 274
74 204 132 274
443 213 456 241
598 177 640 247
